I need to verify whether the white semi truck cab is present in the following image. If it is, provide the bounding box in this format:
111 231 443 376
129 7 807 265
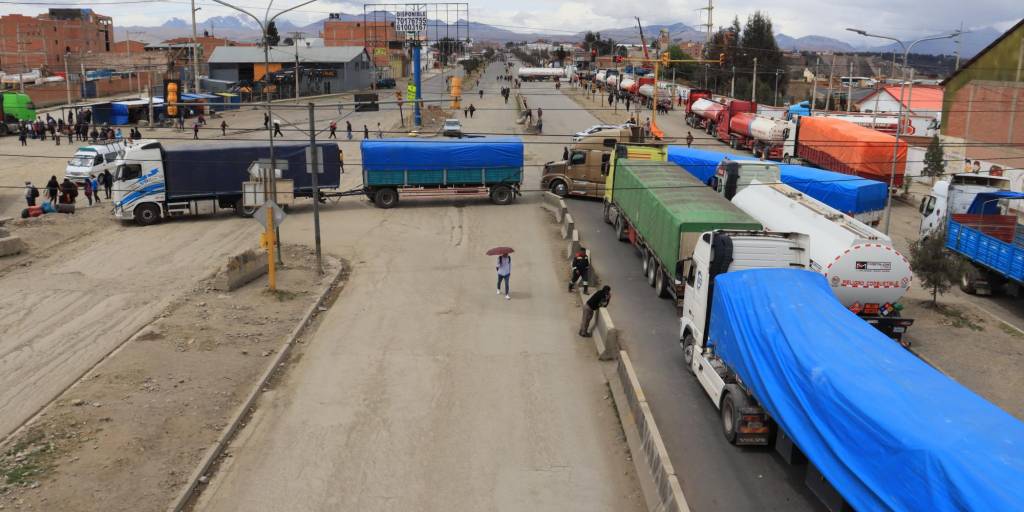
679 230 809 445
919 173 1012 238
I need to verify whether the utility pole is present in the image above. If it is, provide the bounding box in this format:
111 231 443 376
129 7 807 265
730 65 735 97
289 31 306 101
810 56 819 114
307 102 323 274
145 56 155 124
954 21 964 70
698 0 714 44
751 57 758 102
190 0 201 93
847 60 854 112
126 30 145 93
774 69 781 106
63 52 72 107
824 53 836 111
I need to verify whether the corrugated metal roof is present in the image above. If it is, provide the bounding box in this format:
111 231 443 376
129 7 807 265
208 46 367 64
857 85 944 112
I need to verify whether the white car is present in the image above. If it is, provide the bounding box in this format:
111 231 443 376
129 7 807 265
572 124 623 142
442 119 463 137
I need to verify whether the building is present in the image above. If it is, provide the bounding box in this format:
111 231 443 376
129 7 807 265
322 19 407 79
0 9 112 74
856 84 944 135
207 45 373 97
941 18 1024 170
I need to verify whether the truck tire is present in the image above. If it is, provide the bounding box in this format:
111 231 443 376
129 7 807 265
959 268 980 295
615 216 628 242
641 249 650 274
236 204 257 218
374 188 399 209
655 268 670 298
134 203 161 226
681 334 696 369
490 185 514 205
549 180 568 197
720 391 742 445
646 258 657 287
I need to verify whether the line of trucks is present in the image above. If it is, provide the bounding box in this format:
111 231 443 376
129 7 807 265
598 142 1024 511
66 137 525 225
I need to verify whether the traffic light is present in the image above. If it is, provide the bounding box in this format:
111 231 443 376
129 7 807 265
164 79 180 117
661 52 670 67
590 49 597 63
719 53 726 66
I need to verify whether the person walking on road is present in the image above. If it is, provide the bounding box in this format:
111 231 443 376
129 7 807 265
221 120 229 136
18 128 27 146
363 124 369 139
193 122 200 140
328 120 337 139
536 119 543 134
469 104 476 118
46 176 59 205
496 254 512 300
83 177 94 206
91 176 101 204
569 248 590 293
579 286 611 337
537 107 543 121
102 170 113 199
24 181 39 207
59 178 78 205
346 120 353 140
377 122 383 139
686 131 694 148
479 89 483 99
264 113 270 130
273 121 283 138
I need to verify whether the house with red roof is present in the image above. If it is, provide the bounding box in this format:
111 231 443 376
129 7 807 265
855 84 943 136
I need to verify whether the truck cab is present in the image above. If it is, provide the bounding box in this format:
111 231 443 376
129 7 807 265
0 92 36 135
679 230 809 444
112 140 166 225
65 143 125 184
541 125 642 198
919 173 1011 238
711 159 780 195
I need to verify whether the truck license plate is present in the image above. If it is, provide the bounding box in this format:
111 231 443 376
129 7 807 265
893 327 905 333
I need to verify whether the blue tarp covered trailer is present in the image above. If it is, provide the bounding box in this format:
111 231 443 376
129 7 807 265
360 137 524 187
709 268 1024 511
666 146 886 215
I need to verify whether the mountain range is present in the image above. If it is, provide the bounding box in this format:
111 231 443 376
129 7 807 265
113 15 1008 58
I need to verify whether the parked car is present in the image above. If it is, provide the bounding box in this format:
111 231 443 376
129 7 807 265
376 78 397 89
572 124 623 142
442 119 463 137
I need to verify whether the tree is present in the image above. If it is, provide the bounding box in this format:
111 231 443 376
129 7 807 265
265 21 280 46
667 45 698 81
554 47 568 65
923 135 946 177
909 234 963 305
432 37 465 66
739 11 784 104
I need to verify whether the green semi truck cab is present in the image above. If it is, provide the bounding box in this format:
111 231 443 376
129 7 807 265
0 92 37 135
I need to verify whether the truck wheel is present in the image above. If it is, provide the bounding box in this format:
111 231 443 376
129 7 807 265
641 249 650 274
655 268 670 298
959 269 980 295
490 185 514 205
236 204 257 218
374 188 399 208
549 180 568 197
615 216 628 242
721 392 741 445
681 334 695 369
646 258 657 287
134 203 161 226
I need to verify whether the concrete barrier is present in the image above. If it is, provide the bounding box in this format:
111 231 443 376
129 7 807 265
542 191 562 211
213 251 268 291
566 229 581 259
561 214 575 239
614 352 692 512
0 236 26 257
592 306 619 360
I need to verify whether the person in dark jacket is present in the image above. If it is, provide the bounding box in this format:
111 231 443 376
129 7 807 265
46 175 59 205
59 178 77 205
102 170 113 199
24 181 39 207
579 286 611 337
569 249 590 293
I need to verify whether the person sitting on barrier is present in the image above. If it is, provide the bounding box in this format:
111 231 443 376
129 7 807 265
580 286 611 338
569 249 590 293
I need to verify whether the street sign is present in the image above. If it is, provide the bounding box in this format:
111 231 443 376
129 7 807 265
254 200 286 230
305 145 324 174
395 10 427 33
406 83 417 101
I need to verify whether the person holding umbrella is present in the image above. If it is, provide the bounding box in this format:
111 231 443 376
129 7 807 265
487 247 514 300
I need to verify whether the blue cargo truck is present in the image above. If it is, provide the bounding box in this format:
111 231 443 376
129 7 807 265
945 191 1024 295
359 137 524 208
112 140 342 225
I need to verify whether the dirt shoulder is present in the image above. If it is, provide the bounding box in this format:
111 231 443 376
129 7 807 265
0 245 343 512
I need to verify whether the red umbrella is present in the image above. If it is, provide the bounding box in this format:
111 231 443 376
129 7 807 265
486 246 515 256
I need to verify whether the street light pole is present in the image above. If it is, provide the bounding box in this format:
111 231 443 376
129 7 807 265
847 27 961 235
190 0 201 93
64 52 72 107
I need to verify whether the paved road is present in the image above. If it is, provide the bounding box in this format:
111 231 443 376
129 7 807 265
196 62 643 512
520 80 825 511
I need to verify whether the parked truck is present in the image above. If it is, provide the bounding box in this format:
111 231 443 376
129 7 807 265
783 115 908 187
726 112 790 159
359 137 523 208
0 91 36 135
602 145 763 302
516 67 569 81
681 266 1024 511
919 173 1011 238
712 100 757 145
687 97 725 132
943 189 1024 295
541 125 643 198
112 140 341 225
667 146 887 225
713 160 915 344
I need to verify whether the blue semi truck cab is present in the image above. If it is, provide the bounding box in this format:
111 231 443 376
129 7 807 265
359 137 524 208
945 191 1024 295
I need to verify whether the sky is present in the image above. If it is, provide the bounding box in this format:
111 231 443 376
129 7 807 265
1 0 1021 43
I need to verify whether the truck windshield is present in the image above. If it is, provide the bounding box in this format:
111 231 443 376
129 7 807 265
68 155 94 167
116 164 141 181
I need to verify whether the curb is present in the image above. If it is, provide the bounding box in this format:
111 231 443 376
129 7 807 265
167 261 347 512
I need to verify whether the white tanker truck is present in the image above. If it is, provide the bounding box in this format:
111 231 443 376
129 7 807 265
516 67 568 81
714 160 915 344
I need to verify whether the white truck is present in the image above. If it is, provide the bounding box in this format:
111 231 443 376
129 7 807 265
715 160 915 344
919 173 1012 238
65 142 125 184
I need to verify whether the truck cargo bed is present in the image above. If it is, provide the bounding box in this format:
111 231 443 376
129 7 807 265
360 137 524 188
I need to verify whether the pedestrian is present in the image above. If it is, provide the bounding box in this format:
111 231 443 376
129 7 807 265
54 126 61 146
102 169 113 199
363 124 369 139
197 113 206 126
18 129 27 146
83 176 94 206
579 286 611 337
469 104 476 118
496 253 512 300
479 89 483 99
193 122 200 140
686 131 694 148
644 118 651 137
115 127 123 142
464 107 468 118
346 120 353 140
24 181 39 207
91 176 101 204
536 119 543 134
328 120 337 139
90 127 98 143
569 248 590 293
537 107 542 121
59 178 78 205
263 113 270 130
562 146 569 160
377 122 383 139
46 175 59 205
67 126 73 144
273 122 283 138
221 120 228 136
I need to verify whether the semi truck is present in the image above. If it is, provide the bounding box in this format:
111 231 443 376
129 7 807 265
359 137 524 208
726 112 790 159
516 67 569 81
601 145 763 302
940 188 1024 295
666 146 887 225
541 126 643 198
783 115 908 187
687 97 725 132
714 160 915 344
0 91 36 135
919 173 1011 238
680 266 1024 511
112 140 341 225
711 100 757 145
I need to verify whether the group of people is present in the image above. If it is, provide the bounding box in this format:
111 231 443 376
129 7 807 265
16 116 139 147
499 86 512 104
25 171 114 209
